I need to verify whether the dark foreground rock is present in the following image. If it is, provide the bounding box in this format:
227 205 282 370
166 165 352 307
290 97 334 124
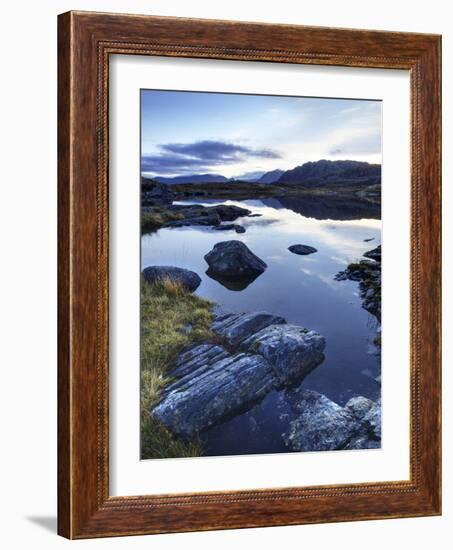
152 311 326 437
142 266 201 292
204 240 267 278
288 244 318 255
283 389 381 452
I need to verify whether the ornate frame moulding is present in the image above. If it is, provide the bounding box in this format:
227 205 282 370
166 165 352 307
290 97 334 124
58 10 441 538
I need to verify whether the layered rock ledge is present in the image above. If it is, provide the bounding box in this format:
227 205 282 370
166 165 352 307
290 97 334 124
335 245 381 322
152 310 326 437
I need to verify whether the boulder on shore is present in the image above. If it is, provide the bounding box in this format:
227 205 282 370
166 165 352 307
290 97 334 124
204 240 267 278
288 244 318 255
142 266 201 292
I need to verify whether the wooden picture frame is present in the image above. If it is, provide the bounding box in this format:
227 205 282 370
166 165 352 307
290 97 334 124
58 10 441 539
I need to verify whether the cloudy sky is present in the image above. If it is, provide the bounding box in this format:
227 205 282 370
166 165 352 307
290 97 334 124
141 90 382 179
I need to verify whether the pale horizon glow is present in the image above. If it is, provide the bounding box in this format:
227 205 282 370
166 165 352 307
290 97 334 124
141 90 382 179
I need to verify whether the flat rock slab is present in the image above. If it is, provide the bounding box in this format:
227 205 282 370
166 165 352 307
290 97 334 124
142 265 201 292
153 346 276 437
288 244 318 255
152 311 326 437
211 310 286 346
283 389 381 452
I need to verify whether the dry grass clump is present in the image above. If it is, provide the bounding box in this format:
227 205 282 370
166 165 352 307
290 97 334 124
141 209 184 233
140 277 215 459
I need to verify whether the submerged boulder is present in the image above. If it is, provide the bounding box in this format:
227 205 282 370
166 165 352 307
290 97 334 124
204 240 267 278
288 244 318 255
142 265 201 292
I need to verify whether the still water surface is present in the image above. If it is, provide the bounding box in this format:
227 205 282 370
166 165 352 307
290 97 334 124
141 198 381 456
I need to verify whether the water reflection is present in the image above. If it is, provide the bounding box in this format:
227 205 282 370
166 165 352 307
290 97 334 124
205 268 263 291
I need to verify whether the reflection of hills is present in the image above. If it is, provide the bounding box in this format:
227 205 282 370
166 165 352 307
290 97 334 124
263 195 381 221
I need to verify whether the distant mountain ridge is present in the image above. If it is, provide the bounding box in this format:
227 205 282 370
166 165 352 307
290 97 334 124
155 174 229 184
256 169 285 183
277 160 381 187
148 160 381 187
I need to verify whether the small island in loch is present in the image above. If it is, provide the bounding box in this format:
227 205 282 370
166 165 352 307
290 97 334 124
140 90 382 459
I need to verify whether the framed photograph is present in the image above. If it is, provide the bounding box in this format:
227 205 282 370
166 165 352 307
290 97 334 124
58 11 441 539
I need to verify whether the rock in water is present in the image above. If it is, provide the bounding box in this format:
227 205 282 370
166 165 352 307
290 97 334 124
142 266 201 292
283 389 381 452
288 244 318 255
283 390 365 452
213 204 251 221
344 396 375 421
204 240 267 278
242 324 326 384
362 401 382 440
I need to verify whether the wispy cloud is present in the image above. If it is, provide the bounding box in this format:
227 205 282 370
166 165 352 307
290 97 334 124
142 140 281 175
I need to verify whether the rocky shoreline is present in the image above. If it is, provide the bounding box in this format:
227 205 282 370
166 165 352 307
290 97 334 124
141 180 253 233
335 245 381 323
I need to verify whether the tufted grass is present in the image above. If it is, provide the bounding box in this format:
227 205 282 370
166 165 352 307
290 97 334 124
140 277 216 459
141 208 184 233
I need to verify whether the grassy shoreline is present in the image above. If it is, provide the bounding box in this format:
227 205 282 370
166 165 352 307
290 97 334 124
140 277 217 459
141 208 184 233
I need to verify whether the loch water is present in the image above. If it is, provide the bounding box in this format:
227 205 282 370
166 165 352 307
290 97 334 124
141 197 381 456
